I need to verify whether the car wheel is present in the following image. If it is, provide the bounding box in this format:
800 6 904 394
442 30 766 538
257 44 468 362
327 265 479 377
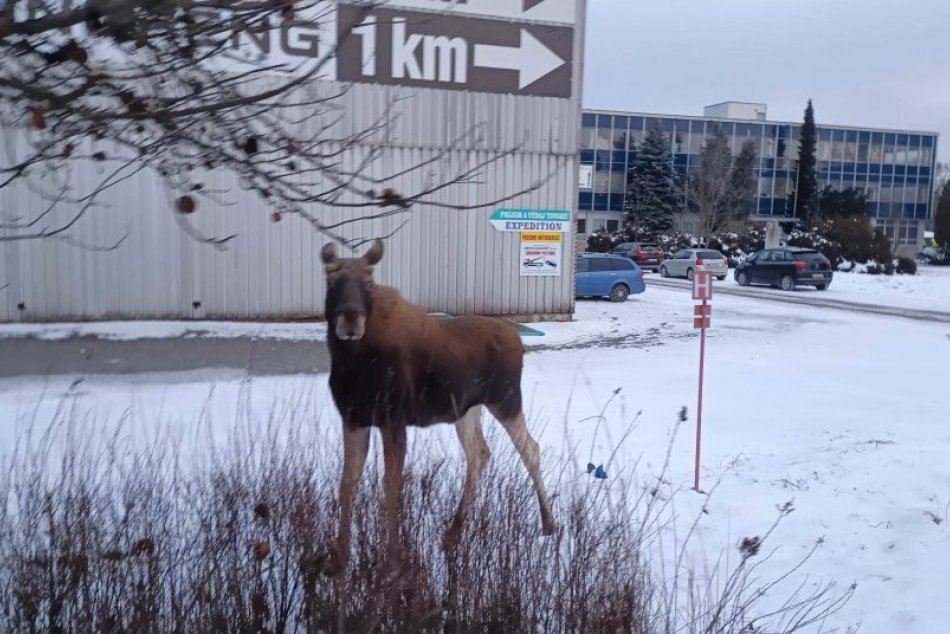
816 283 829 291
609 283 629 303
780 275 796 292
660 265 670 278
736 271 750 286
686 268 695 281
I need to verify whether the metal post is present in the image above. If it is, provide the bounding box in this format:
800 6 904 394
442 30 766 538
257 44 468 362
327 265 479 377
694 298 707 493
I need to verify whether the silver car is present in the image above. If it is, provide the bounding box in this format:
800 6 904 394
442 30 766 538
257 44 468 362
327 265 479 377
659 249 729 281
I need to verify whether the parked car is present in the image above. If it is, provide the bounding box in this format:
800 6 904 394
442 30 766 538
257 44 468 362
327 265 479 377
575 253 646 302
611 242 665 272
659 249 728 281
734 247 833 291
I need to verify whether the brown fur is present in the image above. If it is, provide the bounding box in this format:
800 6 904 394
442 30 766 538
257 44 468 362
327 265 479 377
321 240 556 575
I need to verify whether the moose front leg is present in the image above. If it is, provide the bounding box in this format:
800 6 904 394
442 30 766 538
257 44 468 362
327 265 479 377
325 424 370 577
380 424 407 572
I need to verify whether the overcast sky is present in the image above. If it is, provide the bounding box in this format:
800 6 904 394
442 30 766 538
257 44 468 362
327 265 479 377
582 0 950 161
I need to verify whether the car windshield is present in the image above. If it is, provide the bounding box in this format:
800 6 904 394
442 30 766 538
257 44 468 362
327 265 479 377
792 252 825 262
640 245 662 252
697 250 724 259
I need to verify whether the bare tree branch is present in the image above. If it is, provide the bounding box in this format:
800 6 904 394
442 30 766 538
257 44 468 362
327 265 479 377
0 0 549 251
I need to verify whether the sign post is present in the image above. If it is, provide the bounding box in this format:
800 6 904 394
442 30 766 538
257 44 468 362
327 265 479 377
691 271 713 492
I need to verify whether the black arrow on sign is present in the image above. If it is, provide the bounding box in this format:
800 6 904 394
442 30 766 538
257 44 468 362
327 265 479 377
524 0 547 10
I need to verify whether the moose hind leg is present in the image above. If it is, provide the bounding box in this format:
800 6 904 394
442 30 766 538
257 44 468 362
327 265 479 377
491 407 557 535
326 424 370 576
444 406 490 553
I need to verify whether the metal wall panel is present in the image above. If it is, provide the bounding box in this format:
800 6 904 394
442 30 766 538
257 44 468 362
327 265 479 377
0 4 584 323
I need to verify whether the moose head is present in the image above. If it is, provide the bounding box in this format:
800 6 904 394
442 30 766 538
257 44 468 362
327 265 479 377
321 239 384 342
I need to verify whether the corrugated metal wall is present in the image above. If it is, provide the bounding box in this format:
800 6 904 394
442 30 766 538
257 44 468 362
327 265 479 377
0 18 583 323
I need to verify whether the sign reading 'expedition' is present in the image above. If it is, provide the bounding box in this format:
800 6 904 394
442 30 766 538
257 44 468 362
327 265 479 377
489 209 572 233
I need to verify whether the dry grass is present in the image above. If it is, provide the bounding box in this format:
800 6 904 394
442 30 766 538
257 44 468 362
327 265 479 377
0 390 855 633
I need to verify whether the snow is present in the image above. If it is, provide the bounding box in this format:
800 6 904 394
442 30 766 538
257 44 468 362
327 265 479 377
0 319 327 341
817 266 950 311
2 277 950 632
691 265 950 313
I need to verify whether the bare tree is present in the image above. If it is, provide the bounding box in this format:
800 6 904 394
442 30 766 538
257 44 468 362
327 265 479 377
0 0 545 250
688 125 757 239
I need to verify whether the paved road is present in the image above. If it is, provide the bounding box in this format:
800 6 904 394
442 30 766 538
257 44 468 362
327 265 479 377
648 277 950 325
0 336 332 378
5 278 947 379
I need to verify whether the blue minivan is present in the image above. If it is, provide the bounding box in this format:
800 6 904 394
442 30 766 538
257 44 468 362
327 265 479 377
575 253 646 302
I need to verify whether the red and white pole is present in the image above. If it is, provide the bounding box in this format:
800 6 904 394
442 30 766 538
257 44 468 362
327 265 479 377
691 272 713 492
694 298 707 492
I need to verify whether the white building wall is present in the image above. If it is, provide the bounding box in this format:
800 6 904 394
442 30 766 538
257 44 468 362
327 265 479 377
1 3 586 323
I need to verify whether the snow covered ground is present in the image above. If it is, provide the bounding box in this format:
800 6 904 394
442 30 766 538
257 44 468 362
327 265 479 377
0 318 328 341
1 278 949 632
703 265 950 313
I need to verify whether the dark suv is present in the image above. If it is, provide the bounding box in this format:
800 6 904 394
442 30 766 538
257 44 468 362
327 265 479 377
734 247 834 291
611 242 665 272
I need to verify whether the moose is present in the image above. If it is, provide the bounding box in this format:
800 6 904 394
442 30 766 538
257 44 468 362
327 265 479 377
320 239 556 575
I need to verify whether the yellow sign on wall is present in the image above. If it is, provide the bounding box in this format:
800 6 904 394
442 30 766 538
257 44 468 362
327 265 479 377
520 232 562 277
521 232 562 243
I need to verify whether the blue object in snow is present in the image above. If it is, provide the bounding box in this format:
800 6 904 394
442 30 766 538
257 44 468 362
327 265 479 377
586 463 596 474
593 465 608 480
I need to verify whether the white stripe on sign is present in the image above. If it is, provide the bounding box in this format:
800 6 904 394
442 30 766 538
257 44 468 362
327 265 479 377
371 0 578 25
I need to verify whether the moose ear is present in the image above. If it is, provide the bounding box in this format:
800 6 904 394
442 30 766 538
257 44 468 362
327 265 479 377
362 239 384 266
320 243 338 265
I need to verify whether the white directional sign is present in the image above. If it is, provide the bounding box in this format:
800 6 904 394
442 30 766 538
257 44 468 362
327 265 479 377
474 29 565 90
380 0 577 26
336 3 575 98
489 209 572 232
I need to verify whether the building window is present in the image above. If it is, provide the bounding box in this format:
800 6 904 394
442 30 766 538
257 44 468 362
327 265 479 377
831 130 845 161
869 136 884 163
907 137 921 165
596 124 613 150
774 176 788 199
878 220 920 246
576 219 587 235
606 219 620 233
593 169 610 194
628 118 645 149
883 135 897 163
673 133 687 154
608 170 626 194
581 126 595 150
688 122 706 155
906 222 919 241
